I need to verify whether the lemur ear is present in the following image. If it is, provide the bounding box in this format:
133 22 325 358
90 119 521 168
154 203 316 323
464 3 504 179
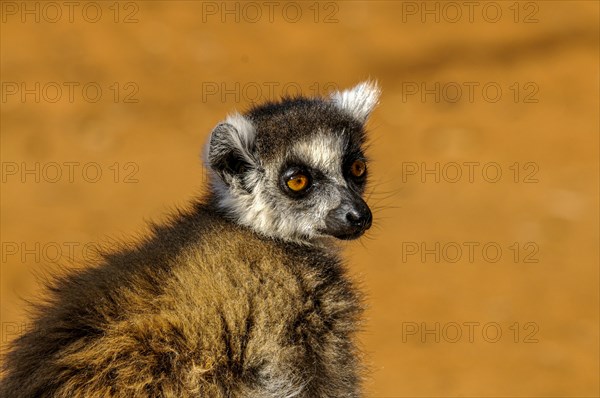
329 80 381 123
206 113 257 184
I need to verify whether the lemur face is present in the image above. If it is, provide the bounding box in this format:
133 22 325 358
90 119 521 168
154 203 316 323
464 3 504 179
207 81 380 244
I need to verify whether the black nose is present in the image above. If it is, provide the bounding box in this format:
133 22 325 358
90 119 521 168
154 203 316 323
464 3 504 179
346 207 372 229
325 195 372 240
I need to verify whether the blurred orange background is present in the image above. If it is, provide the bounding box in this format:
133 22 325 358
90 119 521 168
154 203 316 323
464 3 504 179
1 1 598 396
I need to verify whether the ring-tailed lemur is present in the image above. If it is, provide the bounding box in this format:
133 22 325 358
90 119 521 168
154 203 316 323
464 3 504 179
1 81 380 397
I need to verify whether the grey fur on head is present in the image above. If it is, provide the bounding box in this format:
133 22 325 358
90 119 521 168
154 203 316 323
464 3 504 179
205 80 380 244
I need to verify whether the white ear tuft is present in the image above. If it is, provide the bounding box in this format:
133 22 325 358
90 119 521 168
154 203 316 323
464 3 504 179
204 112 257 178
222 112 256 152
330 80 381 122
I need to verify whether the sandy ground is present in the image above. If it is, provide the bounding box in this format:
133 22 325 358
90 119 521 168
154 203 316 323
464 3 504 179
1 1 599 396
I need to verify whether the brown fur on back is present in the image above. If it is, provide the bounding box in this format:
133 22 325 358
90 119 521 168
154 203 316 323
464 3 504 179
0 198 363 397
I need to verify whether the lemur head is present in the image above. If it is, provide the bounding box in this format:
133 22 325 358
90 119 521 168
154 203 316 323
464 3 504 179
206 81 380 244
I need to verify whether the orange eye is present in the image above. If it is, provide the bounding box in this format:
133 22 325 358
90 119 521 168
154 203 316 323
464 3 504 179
286 174 309 192
350 160 366 178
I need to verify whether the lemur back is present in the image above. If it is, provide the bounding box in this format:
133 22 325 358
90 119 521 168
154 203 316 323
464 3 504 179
1 81 380 398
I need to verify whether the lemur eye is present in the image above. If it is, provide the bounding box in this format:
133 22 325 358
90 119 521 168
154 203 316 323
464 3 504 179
350 160 367 178
286 174 310 192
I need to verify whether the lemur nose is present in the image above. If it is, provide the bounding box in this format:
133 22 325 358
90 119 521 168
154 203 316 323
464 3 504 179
345 209 361 225
346 207 372 229
324 193 372 240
